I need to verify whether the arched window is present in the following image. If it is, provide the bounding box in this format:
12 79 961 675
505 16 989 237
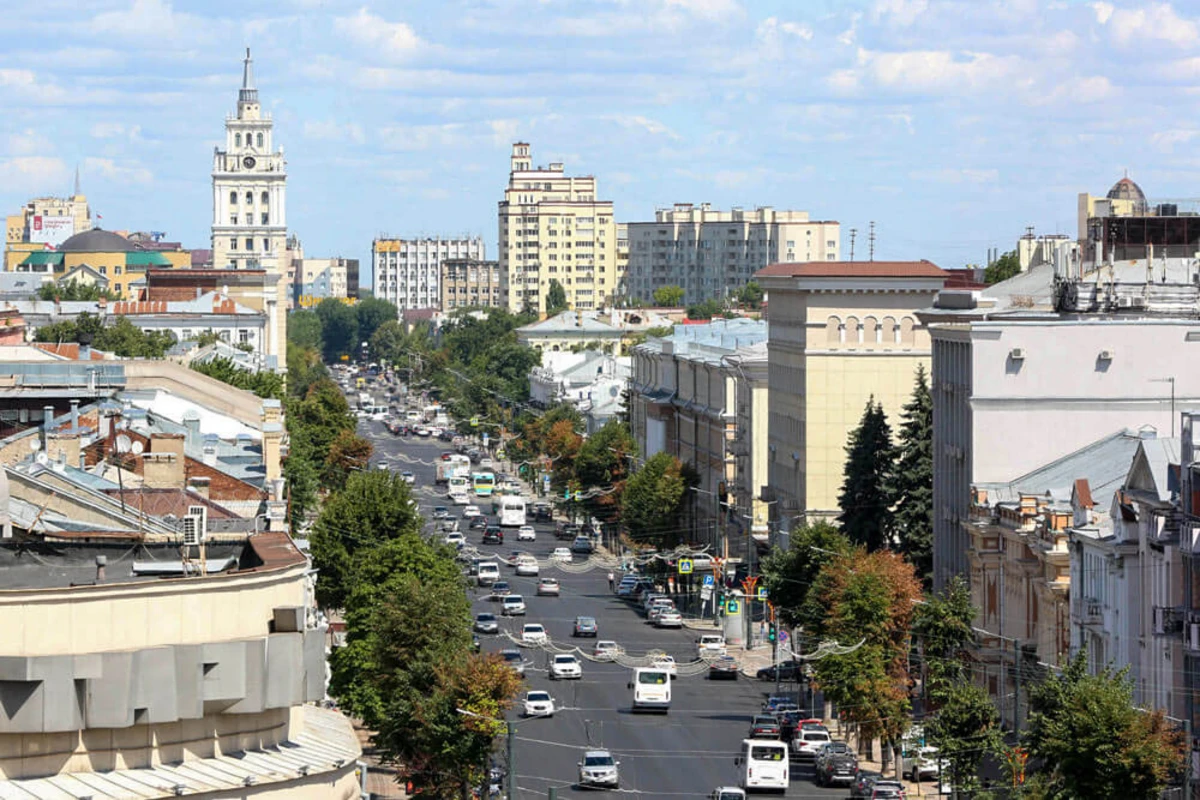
863 316 878 344
845 316 860 344
235 133 241 147
900 316 916 346
261 191 269 205
826 316 841 345
229 190 237 205
256 132 263 148
245 191 253 205
882 317 897 344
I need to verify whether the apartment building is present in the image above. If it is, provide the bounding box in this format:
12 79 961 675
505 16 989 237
373 237 485 310
441 258 501 310
499 143 618 314
626 204 840 305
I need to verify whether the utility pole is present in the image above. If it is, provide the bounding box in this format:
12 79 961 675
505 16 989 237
868 221 876 262
507 722 516 800
849 228 857 261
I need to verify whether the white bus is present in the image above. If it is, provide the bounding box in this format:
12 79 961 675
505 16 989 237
448 476 470 497
628 667 671 713
499 495 527 527
737 739 788 793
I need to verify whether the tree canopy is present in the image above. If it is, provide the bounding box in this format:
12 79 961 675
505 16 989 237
191 357 284 401
288 309 324 351
652 285 684 307
837 398 894 551
759 521 853 632
984 249 1021 284
545 279 568 315
887 366 934 585
36 279 119 301
35 313 176 358
355 297 398 346
620 451 690 546
315 298 359 362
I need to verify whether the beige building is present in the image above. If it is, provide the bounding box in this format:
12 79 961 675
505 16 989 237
441 258 501 310
499 143 618 314
6 185 93 249
756 261 947 524
626 204 839 305
374 237 485 310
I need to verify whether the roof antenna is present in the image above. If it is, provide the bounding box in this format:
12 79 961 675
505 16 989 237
73 164 80 197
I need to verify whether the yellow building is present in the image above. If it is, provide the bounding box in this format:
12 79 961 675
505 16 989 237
499 143 619 314
11 229 188 298
756 261 947 522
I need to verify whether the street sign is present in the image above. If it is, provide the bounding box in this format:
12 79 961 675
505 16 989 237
779 630 788 643
702 574 715 587
574 491 583 501
726 599 740 614
482 432 489 447
542 475 551 493
470 417 479 427
757 586 768 600
700 586 713 602
677 558 694 575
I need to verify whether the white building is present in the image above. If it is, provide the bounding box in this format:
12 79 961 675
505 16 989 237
923 260 1200 590
529 350 630 433
373 237 485 310
211 49 288 273
625 204 840 305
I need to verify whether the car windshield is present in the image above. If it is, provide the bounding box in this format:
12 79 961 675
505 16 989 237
541 579 558 585
477 614 495 622
753 717 775 725
555 656 576 664
502 652 521 662
504 596 523 604
637 671 668 685
583 755 614 767
749 746 785 762
525 626 544 633
804 732 830 742
719 793 745 800
527 692 550 702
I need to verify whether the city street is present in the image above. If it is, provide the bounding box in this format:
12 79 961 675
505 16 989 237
363 420 857 799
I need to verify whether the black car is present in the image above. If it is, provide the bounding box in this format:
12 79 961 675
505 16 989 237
469 516 489 531
850 771 882 799
748 715 781 739
532 503 553 522
482 527 504 545
555 522 580 541
756 660 804 682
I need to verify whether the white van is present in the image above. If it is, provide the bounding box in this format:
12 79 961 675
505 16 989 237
628 667 671 713
477 562 500 587
737 738 789 793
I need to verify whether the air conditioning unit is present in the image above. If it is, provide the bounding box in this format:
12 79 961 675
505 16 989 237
1009 348 1026 360
182 516 203 547
1098 349 1114 361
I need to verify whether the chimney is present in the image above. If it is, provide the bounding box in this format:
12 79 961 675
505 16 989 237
262 422 283 484
182 411 201 442
95 555 106 583
187 476 211 500
69 399 79 433
145 433 186 489
41 405 54 451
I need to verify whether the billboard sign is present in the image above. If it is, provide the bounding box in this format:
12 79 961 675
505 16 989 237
30 215 74 246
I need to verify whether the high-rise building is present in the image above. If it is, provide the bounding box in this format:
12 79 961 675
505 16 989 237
499 143 618 314
210 49 287 273
373 237 485 310
440 258 501 310
626 204 839 305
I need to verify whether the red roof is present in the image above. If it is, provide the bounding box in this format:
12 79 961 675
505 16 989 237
756 260 946 279
34 342 109 360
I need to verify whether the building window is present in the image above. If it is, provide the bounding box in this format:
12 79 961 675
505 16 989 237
245 191 253 205
235 133 242 147
98 266 107 275
239 329 252 345
245 238 254 250
261 212 269 225
256 132 263 148
231 215 238 225
231 238 238 250
263 238 270 251
115 266 122 275
230 190 238 205
261 191 269 205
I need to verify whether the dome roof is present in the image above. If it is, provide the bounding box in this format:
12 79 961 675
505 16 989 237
1106 176 1148 213
58 228 137 253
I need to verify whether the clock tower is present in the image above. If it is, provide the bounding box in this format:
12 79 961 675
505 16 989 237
211 48 287 273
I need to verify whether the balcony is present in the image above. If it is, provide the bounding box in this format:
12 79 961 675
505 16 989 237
1081 599 1103 627
1153 605 1185 637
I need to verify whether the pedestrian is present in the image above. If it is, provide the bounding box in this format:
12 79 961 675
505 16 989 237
607 571 615 592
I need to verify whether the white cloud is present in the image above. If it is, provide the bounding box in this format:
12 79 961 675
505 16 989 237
602 114 681 140
1151 129 1200 151
89 122 144 142
334 7 421 57
756 16 814 47
871 0 929 26
663 0 740 21
7 129 53 156
829 48 1025 95
488 119 520 146
303 120 365 144
1092 1 1198 47
83 156 153 186
0 156 70 193
91 0 205 41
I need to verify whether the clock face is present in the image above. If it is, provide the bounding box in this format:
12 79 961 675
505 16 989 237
243 156 257 169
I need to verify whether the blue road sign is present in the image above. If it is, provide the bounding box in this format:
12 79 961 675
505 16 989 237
702 574 715 587
726 599 740 614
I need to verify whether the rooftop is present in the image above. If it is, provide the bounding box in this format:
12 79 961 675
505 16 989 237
756 260 946 279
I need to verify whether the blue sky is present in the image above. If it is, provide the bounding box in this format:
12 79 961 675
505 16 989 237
0 0 1196 285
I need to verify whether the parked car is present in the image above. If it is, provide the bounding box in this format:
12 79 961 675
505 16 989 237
654 609 684 628
533 502 553 522
696 634 727 658
850 771 883 799
748 715 781 739
474 613 499 634
869 780 908 798
573 616 598 637
707 656 739 680
555 522 580 541
549 654 583 680
793 727 832 760
570 536 594 555
901 745 943 781
523 690 555 717
517 525 536 542
756 660 804 682
578 750 620 789
536 577 561 596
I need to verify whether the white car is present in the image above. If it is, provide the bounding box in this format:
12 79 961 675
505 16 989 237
902 745 945 781
793 728 832 760
655 609 684 628
450 492 470 505
515 557 539 577
696 634 727 658
536 577 560 596
517 525 536 542
521 623 548 645
463 505 482 518
523 690 556 718
501 595 527 616
414 426 430 437
579 750 620 789
650 654 677 676
443 532 465 548
400 471 415 484
550 547 572 563
593 640 621 660
549 653 583 680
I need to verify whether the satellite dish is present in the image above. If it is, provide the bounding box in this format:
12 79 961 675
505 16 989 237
131 441 144 456
116 435 132 454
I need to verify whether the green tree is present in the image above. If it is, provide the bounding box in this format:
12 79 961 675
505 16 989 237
191 357 284 401
652 285 685 307
356 296 398 346
321 429 374 492
315 298 359 362
686 297 723 320
837 398 894 551
620 451 689 546
737 280 764 310
984 249 1021 284
288 309 324 351
369 319 408 364
912 575 976 703
1024 654 1186 799
924 680 1001 795
286 341 328 399
887 366 933 585
36 279 118 301
308 467 422 609
545 279 568 315
759 521 852 633
574 419 637 519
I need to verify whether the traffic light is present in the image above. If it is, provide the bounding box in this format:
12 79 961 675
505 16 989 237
767 623 777 643
564 488 571 500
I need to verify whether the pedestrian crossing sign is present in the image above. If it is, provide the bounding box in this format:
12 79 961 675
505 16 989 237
677 558 693 575
726 599 740 614
757 586 768 600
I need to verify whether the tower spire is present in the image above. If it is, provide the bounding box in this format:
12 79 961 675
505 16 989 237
239 48 258 103
73 164 80 197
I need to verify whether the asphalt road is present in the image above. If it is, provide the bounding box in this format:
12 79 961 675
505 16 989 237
362 417 855 800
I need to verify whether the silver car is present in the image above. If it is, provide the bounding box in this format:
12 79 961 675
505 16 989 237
578 749 620 788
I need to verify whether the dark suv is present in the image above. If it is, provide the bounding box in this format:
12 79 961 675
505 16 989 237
482 527 504 545
814 741 858 787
